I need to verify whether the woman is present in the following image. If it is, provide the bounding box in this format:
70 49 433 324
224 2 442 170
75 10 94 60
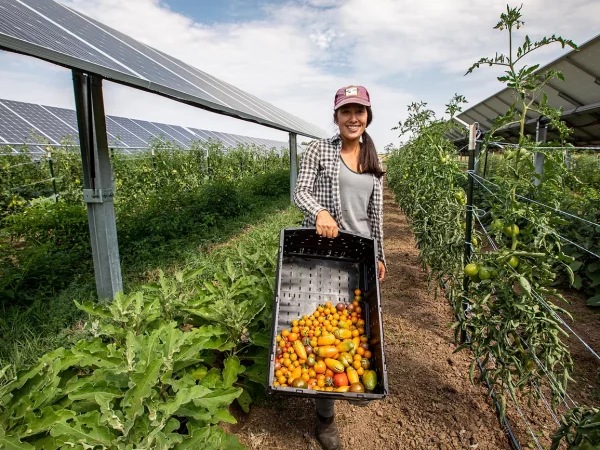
293 85 386 450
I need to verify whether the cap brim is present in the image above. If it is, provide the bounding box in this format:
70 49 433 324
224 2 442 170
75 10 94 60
334 98 371 110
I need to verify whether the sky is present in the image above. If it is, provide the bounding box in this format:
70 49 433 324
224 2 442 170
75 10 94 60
0 0 599 149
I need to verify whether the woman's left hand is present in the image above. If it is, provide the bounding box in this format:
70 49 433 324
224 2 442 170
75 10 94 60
378 261 386 282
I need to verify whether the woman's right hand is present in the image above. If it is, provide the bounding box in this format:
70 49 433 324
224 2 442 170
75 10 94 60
316 210 339 239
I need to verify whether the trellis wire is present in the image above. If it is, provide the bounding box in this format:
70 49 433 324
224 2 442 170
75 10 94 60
473 213 577 413
10 177 57 191
507 387 545 450
475 140 600 152
470 172 600 229
1 159 45 169
468 172 600 364
469 172 600 260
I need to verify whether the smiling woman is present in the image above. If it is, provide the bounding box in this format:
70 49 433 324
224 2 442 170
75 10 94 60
292 85 386 450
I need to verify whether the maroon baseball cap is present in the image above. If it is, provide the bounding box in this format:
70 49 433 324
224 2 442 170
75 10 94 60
334 85 371 110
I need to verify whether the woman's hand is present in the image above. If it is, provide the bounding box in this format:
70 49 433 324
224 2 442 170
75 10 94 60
378 261 386 282
316 210 339 239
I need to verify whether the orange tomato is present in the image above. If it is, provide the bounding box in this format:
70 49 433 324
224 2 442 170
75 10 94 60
282 329 290 337
357 347 365 356
356 307 362 314
360 335 368 343
316 373 325 381
357 367 365 376
302 373 310 382
358 328 365 335
317 379 325 388
352 360 362 369
275 370 283 378
354 354 362 361
292 326 300 334
278 376 286 384
354 289 361 296
364 350 372 359
288 332 298 342
314 360 326 374
308 369 316 378
352 329 360 338
325 369 334 378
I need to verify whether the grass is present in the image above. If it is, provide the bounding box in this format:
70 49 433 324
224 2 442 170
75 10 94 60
0 196 302 377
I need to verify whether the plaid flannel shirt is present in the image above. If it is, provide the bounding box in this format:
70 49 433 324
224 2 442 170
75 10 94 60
293 134 386 266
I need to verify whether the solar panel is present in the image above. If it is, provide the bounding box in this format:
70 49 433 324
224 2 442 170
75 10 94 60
0 98 294 155
0 0 327 139
0 101 43 143
2 100 77 144
131 119 187 148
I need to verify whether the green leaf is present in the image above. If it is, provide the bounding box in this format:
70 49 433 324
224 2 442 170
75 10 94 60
122 359 163 421
192 387 242 413
21 407 76 437
225 433 246 450
222 356 245 388
0 434 35 450
50 412 116 448
211 408 237 425
236 389 252 413
518 276 532 296
587 295 600 307
74 301 112 319
249 330 270 348
243 362 267 388
569 261 583 272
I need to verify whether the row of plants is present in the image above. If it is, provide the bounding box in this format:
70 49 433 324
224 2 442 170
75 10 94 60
387 6 599 449
0 206 302 449
0 139 291 305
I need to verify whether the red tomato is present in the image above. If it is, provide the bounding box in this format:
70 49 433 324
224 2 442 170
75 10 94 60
333 373 349 387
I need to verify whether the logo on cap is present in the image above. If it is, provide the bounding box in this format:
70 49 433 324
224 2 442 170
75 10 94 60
345 87 358 97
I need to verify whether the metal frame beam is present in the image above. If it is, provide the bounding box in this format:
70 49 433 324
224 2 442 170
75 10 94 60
289 132 298 202
73 70 123 300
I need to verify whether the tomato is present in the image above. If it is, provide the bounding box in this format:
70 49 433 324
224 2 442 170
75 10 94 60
508 256 520 268
275 370 283 378
281 329 290 337
292 378 308 389
354 288 361 296
464 263 479 277
325 369 334 378
503 224 520 237
360 335 368 343
360 358 370 370
317 379 325 388
349 382 365 393
333 373 349 387
302 373 310 382
364 350 372 359
314 360 326 374
478 267 491 280
491 219 504 230
288 332 298 342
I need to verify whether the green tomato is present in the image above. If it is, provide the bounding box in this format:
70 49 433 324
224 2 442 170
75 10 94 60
507 256 520 268
464 263 479 277
503 224 520 237
478 267 491 280
491 219 504 230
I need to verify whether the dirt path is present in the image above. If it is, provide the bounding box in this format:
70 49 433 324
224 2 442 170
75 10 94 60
230 185 511 449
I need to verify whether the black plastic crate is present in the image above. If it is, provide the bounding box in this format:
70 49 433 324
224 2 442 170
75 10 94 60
267 227 389 401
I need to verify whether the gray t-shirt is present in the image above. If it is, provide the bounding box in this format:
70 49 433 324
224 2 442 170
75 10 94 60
339 156 374 237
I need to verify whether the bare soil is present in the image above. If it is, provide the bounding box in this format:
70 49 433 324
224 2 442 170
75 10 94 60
229 185 514 449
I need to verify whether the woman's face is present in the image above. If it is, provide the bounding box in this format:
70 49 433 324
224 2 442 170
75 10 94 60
336 104 367 142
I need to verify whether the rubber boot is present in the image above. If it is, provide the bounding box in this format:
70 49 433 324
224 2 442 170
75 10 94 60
316 413 341 450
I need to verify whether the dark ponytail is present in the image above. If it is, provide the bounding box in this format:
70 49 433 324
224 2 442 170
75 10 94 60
334 106 385 178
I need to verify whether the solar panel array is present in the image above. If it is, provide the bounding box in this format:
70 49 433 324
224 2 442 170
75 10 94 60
0 0 328 139
0 98 293 155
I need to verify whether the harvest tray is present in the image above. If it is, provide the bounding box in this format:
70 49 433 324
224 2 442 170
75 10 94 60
266 227 389 401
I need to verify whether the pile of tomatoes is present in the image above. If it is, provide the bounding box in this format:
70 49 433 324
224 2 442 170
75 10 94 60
272 289 377 393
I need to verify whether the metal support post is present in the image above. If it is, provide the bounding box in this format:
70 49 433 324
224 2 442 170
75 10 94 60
461 123 478 344
47 150 58 203
533 120 547 187
73 70 122 301
289 132 298 203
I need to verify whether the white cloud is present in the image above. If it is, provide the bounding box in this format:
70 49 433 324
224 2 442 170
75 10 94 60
1 0 598 148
